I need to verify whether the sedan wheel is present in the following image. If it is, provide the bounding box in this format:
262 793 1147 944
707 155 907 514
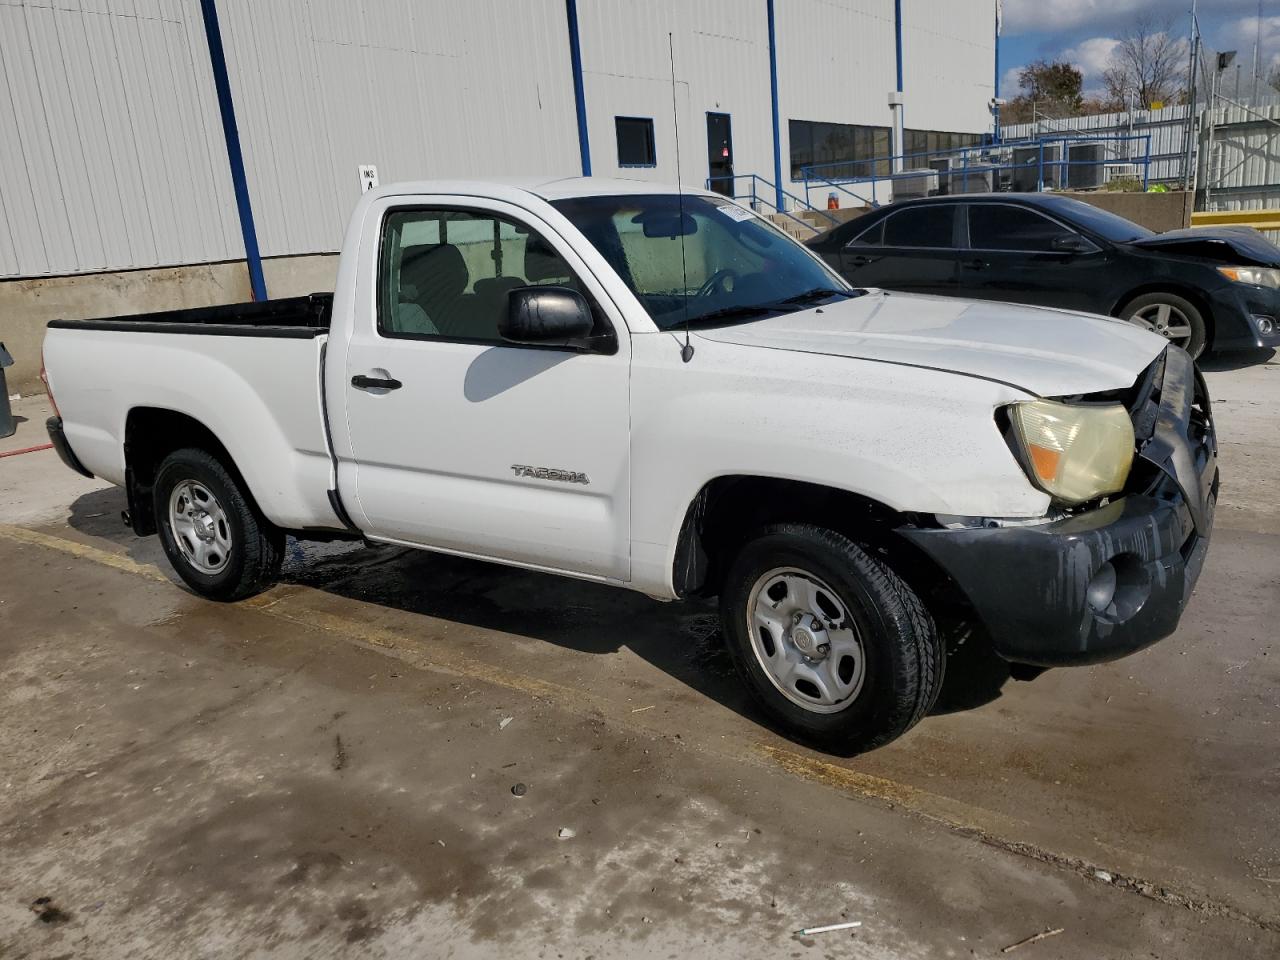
1120 292 1207 358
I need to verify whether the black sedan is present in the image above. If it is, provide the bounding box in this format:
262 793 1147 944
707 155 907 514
807 192 1280 359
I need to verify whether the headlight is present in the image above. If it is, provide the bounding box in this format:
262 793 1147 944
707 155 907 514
1218 265 1280 289
1006 400 1135 505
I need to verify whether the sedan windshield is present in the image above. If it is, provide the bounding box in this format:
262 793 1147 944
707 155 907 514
1043 196 1155 243
550 193 856 330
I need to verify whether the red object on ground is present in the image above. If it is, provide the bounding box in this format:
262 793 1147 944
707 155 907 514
0 443 53 458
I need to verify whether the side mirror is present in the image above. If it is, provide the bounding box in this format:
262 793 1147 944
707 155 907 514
1051 234 1090 254
501 286 596 347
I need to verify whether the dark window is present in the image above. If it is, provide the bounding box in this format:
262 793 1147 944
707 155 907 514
378 208 592 343
903 128 984 163
789 119 891 179
847 216 884 246
968 204 1076 252
616 117 656 167
883 206 955 248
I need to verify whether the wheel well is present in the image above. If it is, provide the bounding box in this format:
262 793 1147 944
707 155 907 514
122 408 242 536
672 475 998 677
673 476 925 598
1112 284 1215 346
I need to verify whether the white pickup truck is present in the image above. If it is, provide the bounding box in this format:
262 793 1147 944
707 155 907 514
42 178 1218 753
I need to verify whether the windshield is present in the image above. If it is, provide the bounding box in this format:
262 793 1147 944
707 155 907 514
550 193 856 329
1045 196 1155 243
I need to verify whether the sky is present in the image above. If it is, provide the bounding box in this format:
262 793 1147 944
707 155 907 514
999 0 1280 101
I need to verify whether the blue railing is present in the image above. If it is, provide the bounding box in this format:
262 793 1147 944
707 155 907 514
799 133 1153 201
706 173 842 233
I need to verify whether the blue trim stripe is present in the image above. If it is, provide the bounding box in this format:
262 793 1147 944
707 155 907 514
565 0 591 176
199 0 266 302
766 0 783 211
894 0 904 93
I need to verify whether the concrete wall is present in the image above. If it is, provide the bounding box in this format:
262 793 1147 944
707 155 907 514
1061 190 1193 234
0 254 339 396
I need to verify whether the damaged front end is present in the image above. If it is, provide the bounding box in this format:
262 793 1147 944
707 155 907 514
899 347 1218 667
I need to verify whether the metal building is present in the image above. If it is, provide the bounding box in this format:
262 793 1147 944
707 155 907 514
0 0 996 287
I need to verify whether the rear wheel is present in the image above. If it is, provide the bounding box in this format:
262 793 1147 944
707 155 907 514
154 448 283 601
1120 292 1207 359
719 523 943 754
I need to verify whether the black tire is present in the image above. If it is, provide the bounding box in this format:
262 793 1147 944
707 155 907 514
719 523 942 754
1119 291 1208 359
153 448 283 601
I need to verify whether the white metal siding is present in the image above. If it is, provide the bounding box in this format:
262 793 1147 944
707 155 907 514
1 0 996 279
577 0 773 193
0 0 242 279
900 0 993 135
216 0 582 259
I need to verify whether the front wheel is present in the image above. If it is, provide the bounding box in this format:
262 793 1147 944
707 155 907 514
719 523 943 754
154 448 284 601
1120 292 1207 359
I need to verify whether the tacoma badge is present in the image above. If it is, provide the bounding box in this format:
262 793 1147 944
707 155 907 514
511 465 590 485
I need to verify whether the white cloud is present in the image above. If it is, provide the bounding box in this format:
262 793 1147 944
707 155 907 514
1001 0 1264 38
1002 0 1146 35
999 66 1022 97
1210 15 1280 77
1061 36 1121 81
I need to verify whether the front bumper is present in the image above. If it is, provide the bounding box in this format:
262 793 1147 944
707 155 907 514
1207 283 1280 351
901 346 1218 667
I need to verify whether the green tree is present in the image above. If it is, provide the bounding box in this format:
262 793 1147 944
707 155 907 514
1001 59 1085 124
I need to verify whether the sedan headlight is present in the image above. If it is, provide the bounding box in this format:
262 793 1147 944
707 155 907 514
1218 265 1280 289
1006 400 1135 505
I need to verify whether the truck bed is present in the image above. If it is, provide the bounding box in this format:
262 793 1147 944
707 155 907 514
46 293 332 338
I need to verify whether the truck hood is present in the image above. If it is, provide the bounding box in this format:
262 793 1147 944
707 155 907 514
1126 226 1280 266
693 291 1165 397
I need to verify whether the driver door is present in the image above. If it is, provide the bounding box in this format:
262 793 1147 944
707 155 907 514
341 197 632 580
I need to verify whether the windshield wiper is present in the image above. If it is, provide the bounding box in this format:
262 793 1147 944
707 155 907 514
683 303 789 328
776 287 856 306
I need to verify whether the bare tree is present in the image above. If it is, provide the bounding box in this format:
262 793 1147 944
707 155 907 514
1102 16 1186 109
1269 63 1280 95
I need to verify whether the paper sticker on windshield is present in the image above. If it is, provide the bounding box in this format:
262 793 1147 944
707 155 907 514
715 202 755 223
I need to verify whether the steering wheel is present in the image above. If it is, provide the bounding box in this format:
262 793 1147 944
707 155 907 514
695 268 738 298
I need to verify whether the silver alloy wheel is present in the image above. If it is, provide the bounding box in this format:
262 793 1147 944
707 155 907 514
1127 301 1194 349
746 567 866 714
168 479 232 575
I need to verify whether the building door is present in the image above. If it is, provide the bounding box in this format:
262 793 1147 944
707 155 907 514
706 112 733 196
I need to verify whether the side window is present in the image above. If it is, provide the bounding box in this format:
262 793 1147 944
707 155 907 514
882 206 955 249
378 209 584 342
968 205 1077 252
846 216 884 246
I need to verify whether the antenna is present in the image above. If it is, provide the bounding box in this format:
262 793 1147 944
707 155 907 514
668 31 694 363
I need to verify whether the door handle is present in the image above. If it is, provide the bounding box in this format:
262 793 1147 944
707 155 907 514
962 258 988 270
351 374 403 391
846 254 874 266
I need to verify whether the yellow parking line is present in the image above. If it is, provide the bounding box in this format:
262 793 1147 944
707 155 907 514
0 524 170 582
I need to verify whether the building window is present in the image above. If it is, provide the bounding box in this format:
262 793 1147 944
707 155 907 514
789 119 890 180
903 129 984 162
615 117 656 168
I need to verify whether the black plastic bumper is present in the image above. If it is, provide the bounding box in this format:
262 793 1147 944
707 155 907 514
902 346 1217 667
1206 283 1280 351
901 486 1213 666
47 416 94 478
